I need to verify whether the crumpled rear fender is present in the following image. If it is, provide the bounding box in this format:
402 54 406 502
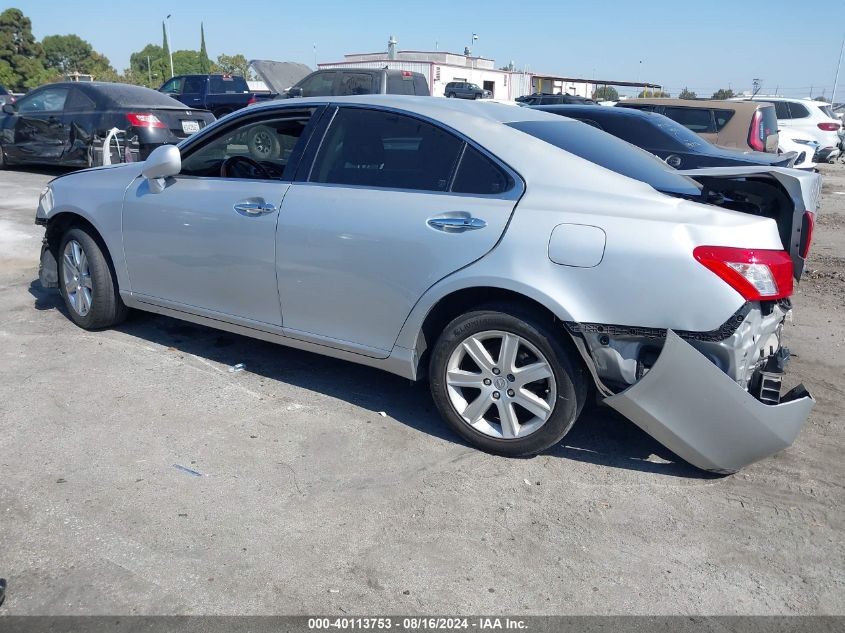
605 330 814 473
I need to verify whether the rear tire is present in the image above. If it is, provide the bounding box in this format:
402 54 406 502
0 143 6 169
446 92 454 98
429 305 588 456
58 227 128 330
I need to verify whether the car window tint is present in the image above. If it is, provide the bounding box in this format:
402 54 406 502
713 109 735 131
787 102 809 118
65 88 96 111
183 77 205 93
452 145 513 195
210 75 248 93
18 87 69 113
310 108 463 191
387 73 416 95
772 101 791 119
180 110 314 180
662 107 716 133
298 72 336 97
336 73 374 96
507 119 702 198
160 78 183 94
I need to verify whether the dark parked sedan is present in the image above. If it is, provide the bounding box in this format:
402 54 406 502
530 105 795 170
0 82 215 168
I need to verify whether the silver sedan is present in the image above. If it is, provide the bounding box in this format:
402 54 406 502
35 96 818 472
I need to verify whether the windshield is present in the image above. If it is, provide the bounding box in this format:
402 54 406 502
507 119 703 198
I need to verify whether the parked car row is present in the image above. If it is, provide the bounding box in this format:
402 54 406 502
33 95 818 473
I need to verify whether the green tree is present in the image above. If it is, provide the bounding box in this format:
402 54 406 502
42 34 92 74
172 49 205 75
679 86 697 99
592 85 619 101
638 89 670 98
0 7 49 91
711 88 735 100
129 43 169 87
216 53 253 79
161 21 171 78
199 23 210 74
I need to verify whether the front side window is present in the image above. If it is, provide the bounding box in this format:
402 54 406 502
181 110 314 180
310 108 463 191
160 78 183 94
18 87 69 113
298 72 336 97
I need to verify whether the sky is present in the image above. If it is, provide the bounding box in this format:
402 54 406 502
17 0 845 98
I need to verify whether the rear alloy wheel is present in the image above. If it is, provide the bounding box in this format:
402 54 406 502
59 227 128 329
430 307 587 456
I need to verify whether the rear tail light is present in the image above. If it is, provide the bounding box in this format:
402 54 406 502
126 113 166 128
247 96 257 105
818 121 840 131
748 111 765 151
693 246 793 301
800 212 815 259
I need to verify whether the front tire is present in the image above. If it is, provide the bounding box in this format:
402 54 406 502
429 306 587 456
59 227 128 330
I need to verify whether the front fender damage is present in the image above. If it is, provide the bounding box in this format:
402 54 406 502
604 330 814 474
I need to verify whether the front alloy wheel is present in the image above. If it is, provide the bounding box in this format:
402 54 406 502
429 306 587 456
62 239 93 317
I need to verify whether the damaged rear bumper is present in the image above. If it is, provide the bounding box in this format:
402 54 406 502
604 330 814 474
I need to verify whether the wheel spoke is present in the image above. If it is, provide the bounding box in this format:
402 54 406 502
78 249 89 275
497 400 520 438
462 337 495 372
461 391 493 423
446 369 485 389
513 361 552 387
80 274 93 289
78 287 91 314
71 241 82 267
498 333 520 373
63 253 78 277
513 389 552 421
64 277 77 295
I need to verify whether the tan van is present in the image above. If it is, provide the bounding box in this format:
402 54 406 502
616 98 779 153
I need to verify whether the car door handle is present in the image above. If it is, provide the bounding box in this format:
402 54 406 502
234 200 276 216
427 216 487 232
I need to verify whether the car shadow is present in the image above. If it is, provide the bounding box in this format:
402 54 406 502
30 281 715 479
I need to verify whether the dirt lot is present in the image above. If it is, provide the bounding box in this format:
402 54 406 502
0 163 843 615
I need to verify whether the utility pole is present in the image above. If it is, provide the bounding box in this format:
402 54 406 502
165 14 174 79
832 33 845 106
147 55 152 85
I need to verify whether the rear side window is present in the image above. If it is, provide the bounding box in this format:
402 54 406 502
818 104 835 119
310 108 463 191
65 88 96 111
336 73 374 95
713 109 735 131
662 107 716 133
452 146 513 195
210 75 248 93
183 76 205 93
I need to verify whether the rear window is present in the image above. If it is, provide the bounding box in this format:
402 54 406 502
662 107 716 133
209 75 248 94
386 73 415 95
760 106 778 141
507 119 702 198
101 84 189 108
337 73 375 95
818 104 835 119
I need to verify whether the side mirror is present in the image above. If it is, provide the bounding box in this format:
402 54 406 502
141 144 181 193
286 86 303 98
2 103 17 114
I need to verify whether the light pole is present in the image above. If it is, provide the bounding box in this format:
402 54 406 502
165 14 174 79
832 33 845 106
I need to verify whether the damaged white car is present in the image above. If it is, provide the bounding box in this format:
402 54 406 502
35 96 819 473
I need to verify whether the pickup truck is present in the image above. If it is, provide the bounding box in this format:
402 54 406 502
158 74 276 118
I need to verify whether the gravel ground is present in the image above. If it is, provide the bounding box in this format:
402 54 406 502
0 163 842 615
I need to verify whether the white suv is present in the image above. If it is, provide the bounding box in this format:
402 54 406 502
734 97 841 162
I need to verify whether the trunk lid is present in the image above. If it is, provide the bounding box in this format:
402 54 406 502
679 166 821 280
148 107 216 141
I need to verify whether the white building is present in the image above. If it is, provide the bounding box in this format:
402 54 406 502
318 37 659 100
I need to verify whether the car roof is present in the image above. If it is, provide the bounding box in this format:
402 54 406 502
534 104 656 119
621 98 766 112
733 96 833 106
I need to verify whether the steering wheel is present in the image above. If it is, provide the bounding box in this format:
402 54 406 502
220 155 271 179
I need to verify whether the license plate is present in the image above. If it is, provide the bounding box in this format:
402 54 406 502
181 120 200 134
